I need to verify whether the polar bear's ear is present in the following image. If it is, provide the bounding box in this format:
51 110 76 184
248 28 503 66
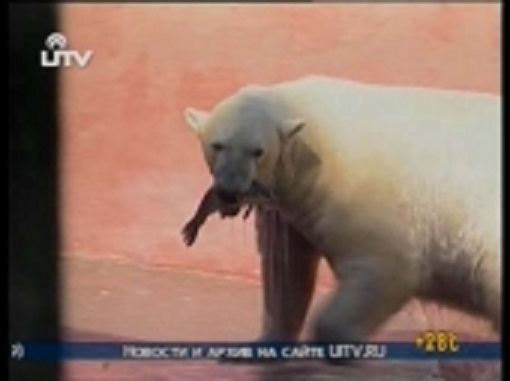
281 119 305 141
184 108 210 134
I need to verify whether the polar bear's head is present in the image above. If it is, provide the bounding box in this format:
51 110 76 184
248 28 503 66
184 91 304 204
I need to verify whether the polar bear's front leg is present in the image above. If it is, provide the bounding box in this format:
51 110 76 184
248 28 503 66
312 256 413 344
256 207 320 342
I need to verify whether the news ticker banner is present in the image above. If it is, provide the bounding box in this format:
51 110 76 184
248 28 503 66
11 336 500 361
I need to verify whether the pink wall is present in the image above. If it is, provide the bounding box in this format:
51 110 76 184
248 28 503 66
61 4 500 280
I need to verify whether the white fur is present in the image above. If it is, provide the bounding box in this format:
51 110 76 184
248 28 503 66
271 76 500 250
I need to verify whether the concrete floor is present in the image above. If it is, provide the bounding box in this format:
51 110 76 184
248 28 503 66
62 257 500 381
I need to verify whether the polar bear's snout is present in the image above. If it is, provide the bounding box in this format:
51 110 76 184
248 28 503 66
214 176 274 207
213 162 253 203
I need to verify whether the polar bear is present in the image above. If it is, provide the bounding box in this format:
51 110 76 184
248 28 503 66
183 76 501 343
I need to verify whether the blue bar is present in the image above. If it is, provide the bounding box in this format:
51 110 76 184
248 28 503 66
11 342 501 361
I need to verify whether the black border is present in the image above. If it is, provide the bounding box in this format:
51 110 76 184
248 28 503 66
9 3 60 381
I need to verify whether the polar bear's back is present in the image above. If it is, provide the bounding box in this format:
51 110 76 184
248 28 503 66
272 76 500 148
271 76 501 245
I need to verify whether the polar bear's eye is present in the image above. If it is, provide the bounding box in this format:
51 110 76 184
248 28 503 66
252 148 264 158
212 142 225 152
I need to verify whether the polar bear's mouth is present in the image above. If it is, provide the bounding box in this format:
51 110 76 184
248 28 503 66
216 181 274 206
216 190 241 205
249 180 273 199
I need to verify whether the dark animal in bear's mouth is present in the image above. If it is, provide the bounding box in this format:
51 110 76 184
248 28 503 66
182 181 275 246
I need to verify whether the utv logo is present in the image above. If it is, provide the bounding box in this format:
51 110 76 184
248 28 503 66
41 33 93 68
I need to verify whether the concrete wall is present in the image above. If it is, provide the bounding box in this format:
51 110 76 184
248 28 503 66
61 4 500 281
